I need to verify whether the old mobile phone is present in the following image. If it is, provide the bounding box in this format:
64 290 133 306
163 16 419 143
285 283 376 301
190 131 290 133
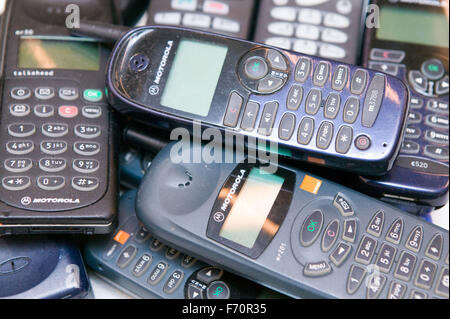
0 236 90 299
146 0 256 39
0 0 118 235
358 0 449 208
253 0 368 64
136 141 449 299
84 190 291 299
106 25 410 176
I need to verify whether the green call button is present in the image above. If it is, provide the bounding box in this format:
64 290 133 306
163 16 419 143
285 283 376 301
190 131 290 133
83 89 103 102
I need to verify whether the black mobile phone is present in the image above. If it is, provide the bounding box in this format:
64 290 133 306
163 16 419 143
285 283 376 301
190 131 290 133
136 141 449 299
357 0 449 208
253 0 369 64
84 190 291 299
0 0 118 235
106 25 410 177
0 236 91 299
146 0 256 39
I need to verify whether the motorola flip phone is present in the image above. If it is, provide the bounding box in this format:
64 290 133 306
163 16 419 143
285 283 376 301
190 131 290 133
358 0 449 208
0 236 91 299
0 0 119 235
253 0 368 64
106 25 410 177
84 190 291 299
136 141 449 299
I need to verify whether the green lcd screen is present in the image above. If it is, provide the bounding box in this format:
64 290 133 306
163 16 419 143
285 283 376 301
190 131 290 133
219 168 285 249
18 36 100 71
160 39 228 117
376 6 449 48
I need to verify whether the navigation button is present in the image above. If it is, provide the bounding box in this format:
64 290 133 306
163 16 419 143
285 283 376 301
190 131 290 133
244 56 269 80
435 268 449 298
300 210 323 247
347 265 366 295
258 75 284 94
405 225 423 253
297 117 315 145
187 284 204 299
267 49 288 71
421 58 445 80
362 74 385 128
330 242 351 267
425 233 443 261
303 261 332 277
2 176 31 191
436 75 449 95
409 71 428 92
342 219 357 243
206 281 230 299
11 87 31 100
321 219 340 252
197 267 223 285
240 101 260 132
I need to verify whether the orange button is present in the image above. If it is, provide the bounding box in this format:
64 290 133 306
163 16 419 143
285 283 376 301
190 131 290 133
113 230 130 244
300 175 322 194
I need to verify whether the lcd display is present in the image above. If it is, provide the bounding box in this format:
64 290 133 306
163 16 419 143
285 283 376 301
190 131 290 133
160 39 228 117
219 168 285 249
376 6 449 48
18 36 100 71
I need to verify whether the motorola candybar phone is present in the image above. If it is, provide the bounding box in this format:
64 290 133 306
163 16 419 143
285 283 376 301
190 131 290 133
0 236 91 299
136 141 449 299
357 0 449 208
0 0 118 235
84 190 291 299
106 25 410 177
147 0 256 39
253 0 368 64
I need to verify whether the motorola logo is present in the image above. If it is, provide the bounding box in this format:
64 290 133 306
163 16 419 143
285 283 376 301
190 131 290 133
149 85 160 96
21 196 32 206
213 212 225 223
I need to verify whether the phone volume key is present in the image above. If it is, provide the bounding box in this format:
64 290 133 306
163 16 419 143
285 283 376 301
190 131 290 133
278 113 296 141
2 176 31 191
258 101 278 136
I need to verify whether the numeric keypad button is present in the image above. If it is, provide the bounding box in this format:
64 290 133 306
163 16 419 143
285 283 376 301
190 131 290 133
350 69 368 95
343 97 360 124
72 177 99 192
408 112 422 124
11 87 31 100
42 124 69 138
424 145 449 160
385 218 404 245
414 260 437 290
355 235 377 265
147 261 168 286
2 176 31 191
366 273 386 299
366 210 384 237
39 158 67 173
425 114 449 129
313 62 330 87
323 13 350 29
37 176 65 191
34 105 55 117
75 125 101 139
40 141 67 155
297 117 315 145
6 141 34 155
73 159 100 174
405 225 423 253
10 104 30 117
324 93 341 119
8 124 36 138
316 121 334 150
295 57 311 83
347 265 366 295
305 89 322 115
375 243 397 273
287 85 303 111
163 270 184 294
165 247 180 260
410 290 428 299
181 255 197 268
401 141 420 154
335 125 353 154
4 159 33 173
410 97 424 109
395 251 417 282
387 282 407 299
331 66 349 91
426 100 449 114
405 126 421 139
425 130 448 145
132 254 152 277
435 268 449 298
425 233 443 261
74 142 100 156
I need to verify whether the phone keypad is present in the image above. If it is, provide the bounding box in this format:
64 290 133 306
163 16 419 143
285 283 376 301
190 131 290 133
0 81 109 210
